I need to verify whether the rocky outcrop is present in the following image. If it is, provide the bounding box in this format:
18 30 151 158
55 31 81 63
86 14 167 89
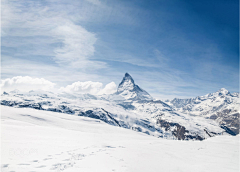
211 109 239 135
156 119 204 140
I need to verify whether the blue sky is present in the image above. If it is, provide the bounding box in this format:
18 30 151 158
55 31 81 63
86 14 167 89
1 0 239 99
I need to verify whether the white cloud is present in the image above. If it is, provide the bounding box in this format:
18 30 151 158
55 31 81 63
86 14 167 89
1 76 56 92
98 82 117 95
53 22 99 68
1 75 117 95
59 81 103 95
59 81 117 95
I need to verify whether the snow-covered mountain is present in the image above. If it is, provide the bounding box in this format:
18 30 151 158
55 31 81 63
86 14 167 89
113 73 153 101
168 88 239 135
1 73 238 140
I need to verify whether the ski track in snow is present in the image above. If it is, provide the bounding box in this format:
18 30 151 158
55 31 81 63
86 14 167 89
2 145 125 172
2 136 127 172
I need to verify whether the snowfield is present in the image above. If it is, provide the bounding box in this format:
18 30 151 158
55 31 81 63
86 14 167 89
1 105 239 172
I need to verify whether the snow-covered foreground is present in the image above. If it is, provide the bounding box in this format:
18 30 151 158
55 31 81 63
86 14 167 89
1 106 239 172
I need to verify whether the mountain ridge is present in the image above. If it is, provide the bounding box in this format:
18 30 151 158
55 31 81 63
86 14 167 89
168 88 239 135
1 73 239 140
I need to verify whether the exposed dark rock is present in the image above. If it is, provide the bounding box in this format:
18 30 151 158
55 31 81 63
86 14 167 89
79 109 121 127
132 127 142 132
118 103 135 110
220 125 237 136
31 103 42 110
210 114 218 120
58 105 75 114
156 119 204 140
213 109 239 135
101 108 121 127
3 92 9 95
47 108 62 113
143 131 150 135
1 100 18 106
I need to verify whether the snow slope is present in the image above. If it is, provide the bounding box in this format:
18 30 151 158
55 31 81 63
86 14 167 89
1 106 239 172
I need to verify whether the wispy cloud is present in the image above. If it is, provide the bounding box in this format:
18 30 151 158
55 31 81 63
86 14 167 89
53 23 100 68
1 0 106 69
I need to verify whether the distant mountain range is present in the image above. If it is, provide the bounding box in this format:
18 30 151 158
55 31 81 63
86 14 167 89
167 88 239 135
1 73 239 140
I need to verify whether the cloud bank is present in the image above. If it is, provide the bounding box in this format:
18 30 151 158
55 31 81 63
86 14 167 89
1 76 117 95
59 81 117 95
0 76 56 92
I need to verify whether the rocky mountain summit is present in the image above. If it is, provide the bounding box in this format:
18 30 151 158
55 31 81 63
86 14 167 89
114 73 153 101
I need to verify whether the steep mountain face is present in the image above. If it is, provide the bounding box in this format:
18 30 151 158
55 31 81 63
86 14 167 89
169 88 239 135
115 73 153 101
1 73 237 140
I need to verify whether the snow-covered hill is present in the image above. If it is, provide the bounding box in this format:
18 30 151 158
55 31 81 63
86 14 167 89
1 106 239 172
1 73 238 140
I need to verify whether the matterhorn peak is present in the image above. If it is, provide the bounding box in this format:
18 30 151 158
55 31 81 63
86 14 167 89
116 73 152 101
117 73 135 93
124 72 131 78
123 72 134 81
